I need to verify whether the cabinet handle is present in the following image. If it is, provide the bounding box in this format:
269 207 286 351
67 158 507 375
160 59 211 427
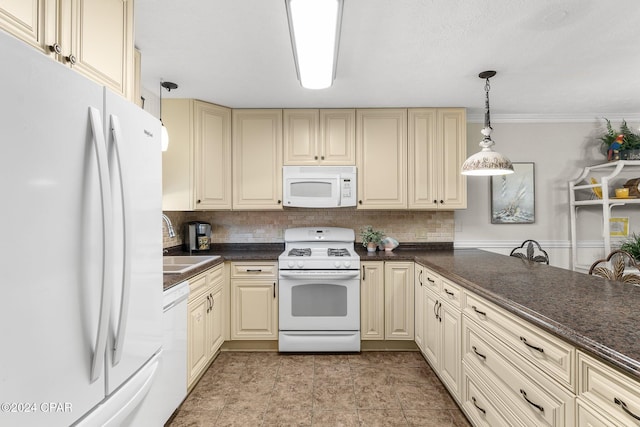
321 156 325 160
358 200 362 205
439 200 444 204
444 288 454 296
197 199 201 204
64 54 77 65
210 293 214 309
273 282 276 298
471 397 486 415
277 200 282 204
520 389 544 413
471 305 487 316
314 155 318 160
614 397 640 421
206 295 211 313
433 300 439 319
246 269 263 272
472 346 487 360
418 270 423 286
433 199 437 204
438 302 442 322
49 43 62 54
427 277 435 284
362 266 365 281
520 336 544 353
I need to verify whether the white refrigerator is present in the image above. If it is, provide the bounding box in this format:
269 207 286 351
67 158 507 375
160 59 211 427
0 29 163 426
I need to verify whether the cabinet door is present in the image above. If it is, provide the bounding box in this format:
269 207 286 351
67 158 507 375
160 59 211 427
0 0 54 53
283 109 318 165
61 0 133 98
194 101 232 210
230 280 278 339
437 108 466 209
208 284 224 356
439 302 461 400
408 108 438 209
356 109 407 209
320 109 355 165
414 264 425 351
423 289 440 369
360 261 384 340
162 99 194 211
187 292 209 388
384 262 414 340
232 109 283 210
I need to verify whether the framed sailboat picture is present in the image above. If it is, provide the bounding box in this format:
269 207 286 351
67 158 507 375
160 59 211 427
490 162 535 224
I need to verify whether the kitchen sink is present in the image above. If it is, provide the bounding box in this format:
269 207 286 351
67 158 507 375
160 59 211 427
163 255 220 274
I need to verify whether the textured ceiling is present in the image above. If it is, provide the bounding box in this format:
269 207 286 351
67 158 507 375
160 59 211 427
135 0 640 121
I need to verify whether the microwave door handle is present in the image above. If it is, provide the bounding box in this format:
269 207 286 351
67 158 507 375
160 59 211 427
334 176 341 206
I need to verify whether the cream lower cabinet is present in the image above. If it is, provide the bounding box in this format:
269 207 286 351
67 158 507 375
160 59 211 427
408 108 466 209
361 261 413 340
356 109 408 209
232 110 283 210
421 267 462 401
162 99 232 211
414 264 425 351
229 262 278 340
187 264 225 390
283 109 355 165
0 0 134 100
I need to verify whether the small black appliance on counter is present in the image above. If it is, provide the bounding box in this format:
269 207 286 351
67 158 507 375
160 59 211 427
183 221 211 252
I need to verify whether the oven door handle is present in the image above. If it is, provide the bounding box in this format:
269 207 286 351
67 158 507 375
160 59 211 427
279 271 360 280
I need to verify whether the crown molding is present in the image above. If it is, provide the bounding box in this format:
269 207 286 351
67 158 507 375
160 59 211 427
466 113 640 124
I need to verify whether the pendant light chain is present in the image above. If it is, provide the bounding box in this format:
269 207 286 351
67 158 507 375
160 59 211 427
484 77 492 130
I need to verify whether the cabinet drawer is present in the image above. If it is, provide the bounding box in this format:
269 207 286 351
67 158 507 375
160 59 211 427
188 271 208 299
440 278 462 308
463 317 574 426
578 351 640 426
462 366 525 427
463 291 575 391
207 263 224 287
230 262 277 278
576 398 620 427
423 267 441 293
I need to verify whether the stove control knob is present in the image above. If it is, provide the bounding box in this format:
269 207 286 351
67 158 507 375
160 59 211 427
334 261 341 268
297 261 304 268
288 261 295 268
344 261 351 268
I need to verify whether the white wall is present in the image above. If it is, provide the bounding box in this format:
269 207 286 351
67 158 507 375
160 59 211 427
454 120 630 269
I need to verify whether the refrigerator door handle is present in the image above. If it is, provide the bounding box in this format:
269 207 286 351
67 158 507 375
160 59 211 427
110 114 132 366
88 107 114 383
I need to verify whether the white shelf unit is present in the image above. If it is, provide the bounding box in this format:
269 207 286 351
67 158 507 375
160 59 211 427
569 160 640 271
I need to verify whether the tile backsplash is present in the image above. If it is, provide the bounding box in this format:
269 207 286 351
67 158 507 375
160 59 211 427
162 209 454 249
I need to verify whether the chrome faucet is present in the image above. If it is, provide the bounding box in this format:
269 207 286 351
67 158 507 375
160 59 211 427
162 214 176 238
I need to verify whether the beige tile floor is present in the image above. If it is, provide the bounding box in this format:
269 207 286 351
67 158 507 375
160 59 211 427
168 351 471 426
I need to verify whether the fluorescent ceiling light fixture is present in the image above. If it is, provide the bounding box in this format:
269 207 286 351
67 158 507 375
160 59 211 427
285 0 343 89
461 71 514 176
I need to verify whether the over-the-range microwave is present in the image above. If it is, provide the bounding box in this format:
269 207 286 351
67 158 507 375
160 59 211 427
282 166 357 208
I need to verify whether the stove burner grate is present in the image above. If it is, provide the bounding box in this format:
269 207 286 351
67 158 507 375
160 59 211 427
328 248 351 257
288 248 311 257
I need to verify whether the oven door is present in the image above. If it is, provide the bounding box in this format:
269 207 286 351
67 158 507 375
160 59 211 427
278 270 360 331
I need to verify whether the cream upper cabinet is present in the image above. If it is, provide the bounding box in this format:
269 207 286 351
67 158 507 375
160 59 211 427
0 0 134 100
283 109 355 165
356 109 408 209
232 109 283 210
162 99 232 211
408 108 467 209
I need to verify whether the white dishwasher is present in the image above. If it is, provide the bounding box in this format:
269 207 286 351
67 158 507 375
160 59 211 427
124 280 189 425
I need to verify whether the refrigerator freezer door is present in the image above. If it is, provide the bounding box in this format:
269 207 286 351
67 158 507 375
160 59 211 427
0 31 107 426
104 89 163 394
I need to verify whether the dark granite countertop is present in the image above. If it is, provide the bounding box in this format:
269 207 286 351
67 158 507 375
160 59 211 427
162 243 640 381
412 249 640 382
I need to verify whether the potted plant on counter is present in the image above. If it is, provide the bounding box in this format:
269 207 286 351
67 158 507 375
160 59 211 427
360 226 384 252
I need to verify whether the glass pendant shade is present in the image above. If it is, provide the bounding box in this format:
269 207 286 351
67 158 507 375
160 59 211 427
161 123 169 152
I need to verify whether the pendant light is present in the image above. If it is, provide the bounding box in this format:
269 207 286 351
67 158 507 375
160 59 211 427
159 81 178 152
461 71 514 176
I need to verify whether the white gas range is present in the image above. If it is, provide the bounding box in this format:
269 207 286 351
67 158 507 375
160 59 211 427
278 227 361 352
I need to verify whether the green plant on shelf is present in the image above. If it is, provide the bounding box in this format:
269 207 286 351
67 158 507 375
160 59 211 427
600 118 640 152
